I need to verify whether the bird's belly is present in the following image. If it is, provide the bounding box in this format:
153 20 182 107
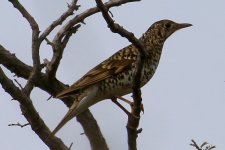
97 74 150 100
97 78 133 99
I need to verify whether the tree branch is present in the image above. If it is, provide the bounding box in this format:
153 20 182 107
45 0 140 81
8 0 39 31
0 67 69 150
190 140 216 150
3 1 142 149
8 122 30 128
45 24 81 80
9 0 41 95
94 0 146 149
39 0 80 41
0 44 108 149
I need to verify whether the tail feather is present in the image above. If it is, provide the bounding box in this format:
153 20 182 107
52 87 98 135
52 101 79 135
56 87 80 99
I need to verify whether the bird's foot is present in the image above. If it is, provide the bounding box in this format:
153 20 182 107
116 96 144 113
111 97 141 119
111 97 131 116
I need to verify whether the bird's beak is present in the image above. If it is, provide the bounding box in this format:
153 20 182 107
176 23 192 29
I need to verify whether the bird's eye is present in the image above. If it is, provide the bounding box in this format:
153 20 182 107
165 23 172 29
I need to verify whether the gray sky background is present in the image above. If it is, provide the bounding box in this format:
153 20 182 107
1 0 225 150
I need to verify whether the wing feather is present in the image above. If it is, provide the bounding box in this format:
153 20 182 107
56 45 138 98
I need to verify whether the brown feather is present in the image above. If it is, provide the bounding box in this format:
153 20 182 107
56 46 138 98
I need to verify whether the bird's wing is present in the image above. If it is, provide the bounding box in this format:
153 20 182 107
56 45 138 98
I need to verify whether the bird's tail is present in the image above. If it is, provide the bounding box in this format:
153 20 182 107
52 88 98 135
52 100 79 135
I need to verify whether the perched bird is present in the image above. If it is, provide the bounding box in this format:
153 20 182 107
52 19 192 134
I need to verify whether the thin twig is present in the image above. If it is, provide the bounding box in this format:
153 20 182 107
46 24 81 80
68 142 73 150
190 139 216 150
14 79 23 89
191 139 202 150
47 0 139 81
94 0 148 56
9 0 39 31
45 38 54 47
9 0 41 95
47 0 141 80
39 0 80 41
55 0 141 41
8 122 30 128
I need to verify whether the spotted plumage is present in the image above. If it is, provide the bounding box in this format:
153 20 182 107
52 19 192 134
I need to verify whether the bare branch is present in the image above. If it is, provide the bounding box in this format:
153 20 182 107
190 140 216 150
3 1 143 149
94 0 147 56
22 27 41 95
45 24 81 80
14 79 23 89
61 24 81 48
55 0 141 42
8 122 30 128
191 140 202 150
39 0 80 41
68 142 73 150
9 0 41 95
0 45 32 79
94 0 146 149
0 44 108 149
8 0 39 31
0 67 69 150
45 0 140 81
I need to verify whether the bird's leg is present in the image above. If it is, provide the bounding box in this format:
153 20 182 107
116 96 144 113
111 97 132 116
116 96 132 105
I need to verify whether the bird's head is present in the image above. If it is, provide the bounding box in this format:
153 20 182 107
154 19 192 39
142 19 192 47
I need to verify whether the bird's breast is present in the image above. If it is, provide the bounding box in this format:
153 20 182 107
96 59 159 99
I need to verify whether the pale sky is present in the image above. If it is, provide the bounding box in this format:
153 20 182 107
1 0 225 150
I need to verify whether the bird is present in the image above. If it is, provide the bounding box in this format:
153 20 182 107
52 19 192 134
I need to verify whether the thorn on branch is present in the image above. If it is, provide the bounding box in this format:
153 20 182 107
45 38 54 47
67 2 80 11
43 58 51 73
8 122 30 128
67 2 70 8
109 10 114 17
68 142 73 150
14 79 23 89
70 24 81 34
137 128 142 134
64 24 81 36
80 19 86 25
47 95 52 101
75 5 81 10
